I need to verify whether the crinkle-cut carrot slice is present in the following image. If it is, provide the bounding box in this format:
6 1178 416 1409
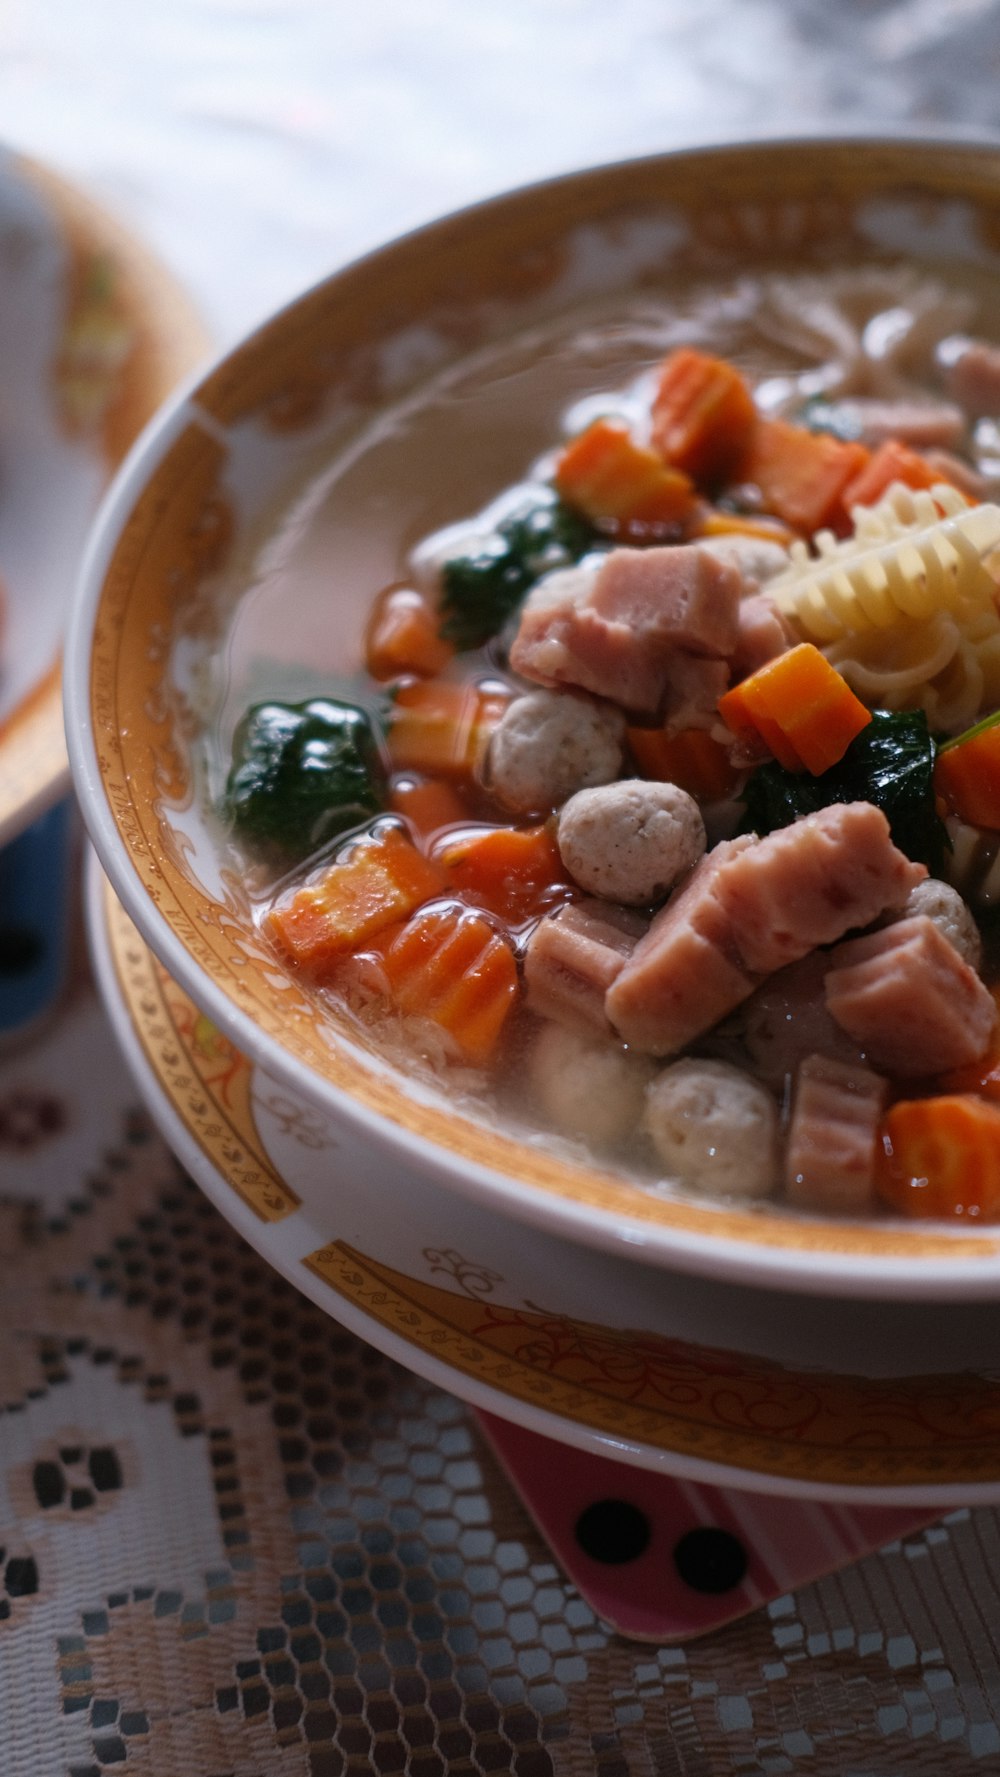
877 1093 1000 1220
650 349 758 484
718 641 872 775
388 677 512 783
435 823 572 924
366 584 454 680
266 825 446 977
376 904 519 1064
626 724 741 802
554 417 697 537
389 775 469 844
735 417 870 535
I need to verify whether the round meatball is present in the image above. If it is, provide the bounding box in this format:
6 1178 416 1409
644 1058 779 1199
899 878 982 971
487 689 626 814
532 1020 656 1150
556 779 706 906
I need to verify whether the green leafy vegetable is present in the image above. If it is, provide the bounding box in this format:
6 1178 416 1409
439 488 597 650
226 697 388 863
740 708 948 873
797 397 864 443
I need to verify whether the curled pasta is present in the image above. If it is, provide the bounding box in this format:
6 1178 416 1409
827 602 1000 736
770 485 1000 641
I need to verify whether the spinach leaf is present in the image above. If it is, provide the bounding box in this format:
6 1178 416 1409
740 708 948 873
439 487 597 650
797 397 864 443
226 697 388 864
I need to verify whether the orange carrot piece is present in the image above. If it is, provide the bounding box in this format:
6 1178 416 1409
650 348 758 484
389 775 469 842
934 715 1000 830
374 904 519 1064
693 508 797 548
388 677 512 783
717 642 872 775
554 417 697 537
735 418 870 535
435 823 572 924
266 825 446 976
365 585 453 680
841 439 947 511
877 1094 1000 1220
627 725 741 801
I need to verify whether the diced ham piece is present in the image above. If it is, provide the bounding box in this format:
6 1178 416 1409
941 339 1000 419
523 897 647 1036
842 397 966 451
509 544 742 723
711 802 925 977
785 1053 888 1214
825 914 997 1077
730 593 794 683
606 804 924 1056
589 546 741 657
605 836 758 1054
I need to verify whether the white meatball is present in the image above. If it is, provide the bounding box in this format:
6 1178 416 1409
644 1058 779 1199
487 689 626 814
899 878 982 971
557 779 706 905
532 1020 656 1150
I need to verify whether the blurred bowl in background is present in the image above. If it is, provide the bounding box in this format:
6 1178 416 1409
0 146 208 845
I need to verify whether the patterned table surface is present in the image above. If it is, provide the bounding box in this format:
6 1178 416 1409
6 3 1000 1769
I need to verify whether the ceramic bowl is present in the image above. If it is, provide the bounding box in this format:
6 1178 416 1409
65 138 1000 1300
87 851 1000 1505
0 146 207 844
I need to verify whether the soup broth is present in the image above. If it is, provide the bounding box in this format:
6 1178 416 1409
212 260 1000 1221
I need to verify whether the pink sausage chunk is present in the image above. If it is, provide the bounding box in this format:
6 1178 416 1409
785 1053 888 1214
523 898 647 1037
825 914 997 1077
606 804 924 1056
509 544 742 724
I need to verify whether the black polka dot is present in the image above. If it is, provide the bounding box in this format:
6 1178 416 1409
574 1499 652 1565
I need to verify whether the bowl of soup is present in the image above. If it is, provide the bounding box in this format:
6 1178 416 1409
65 137 1000 1300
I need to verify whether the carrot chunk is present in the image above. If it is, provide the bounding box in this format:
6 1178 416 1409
435 823 572 924
626 724 741 801
387 677 512 783
368 904 519 1064
718 642 872 774
934 713 1000 830
841 439 949 511
389 775 469 842
735 418 870 535
650 349 758 484
554 417 697 538
877 1094 1000 1220
266 825 446 976
366 585 453 680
